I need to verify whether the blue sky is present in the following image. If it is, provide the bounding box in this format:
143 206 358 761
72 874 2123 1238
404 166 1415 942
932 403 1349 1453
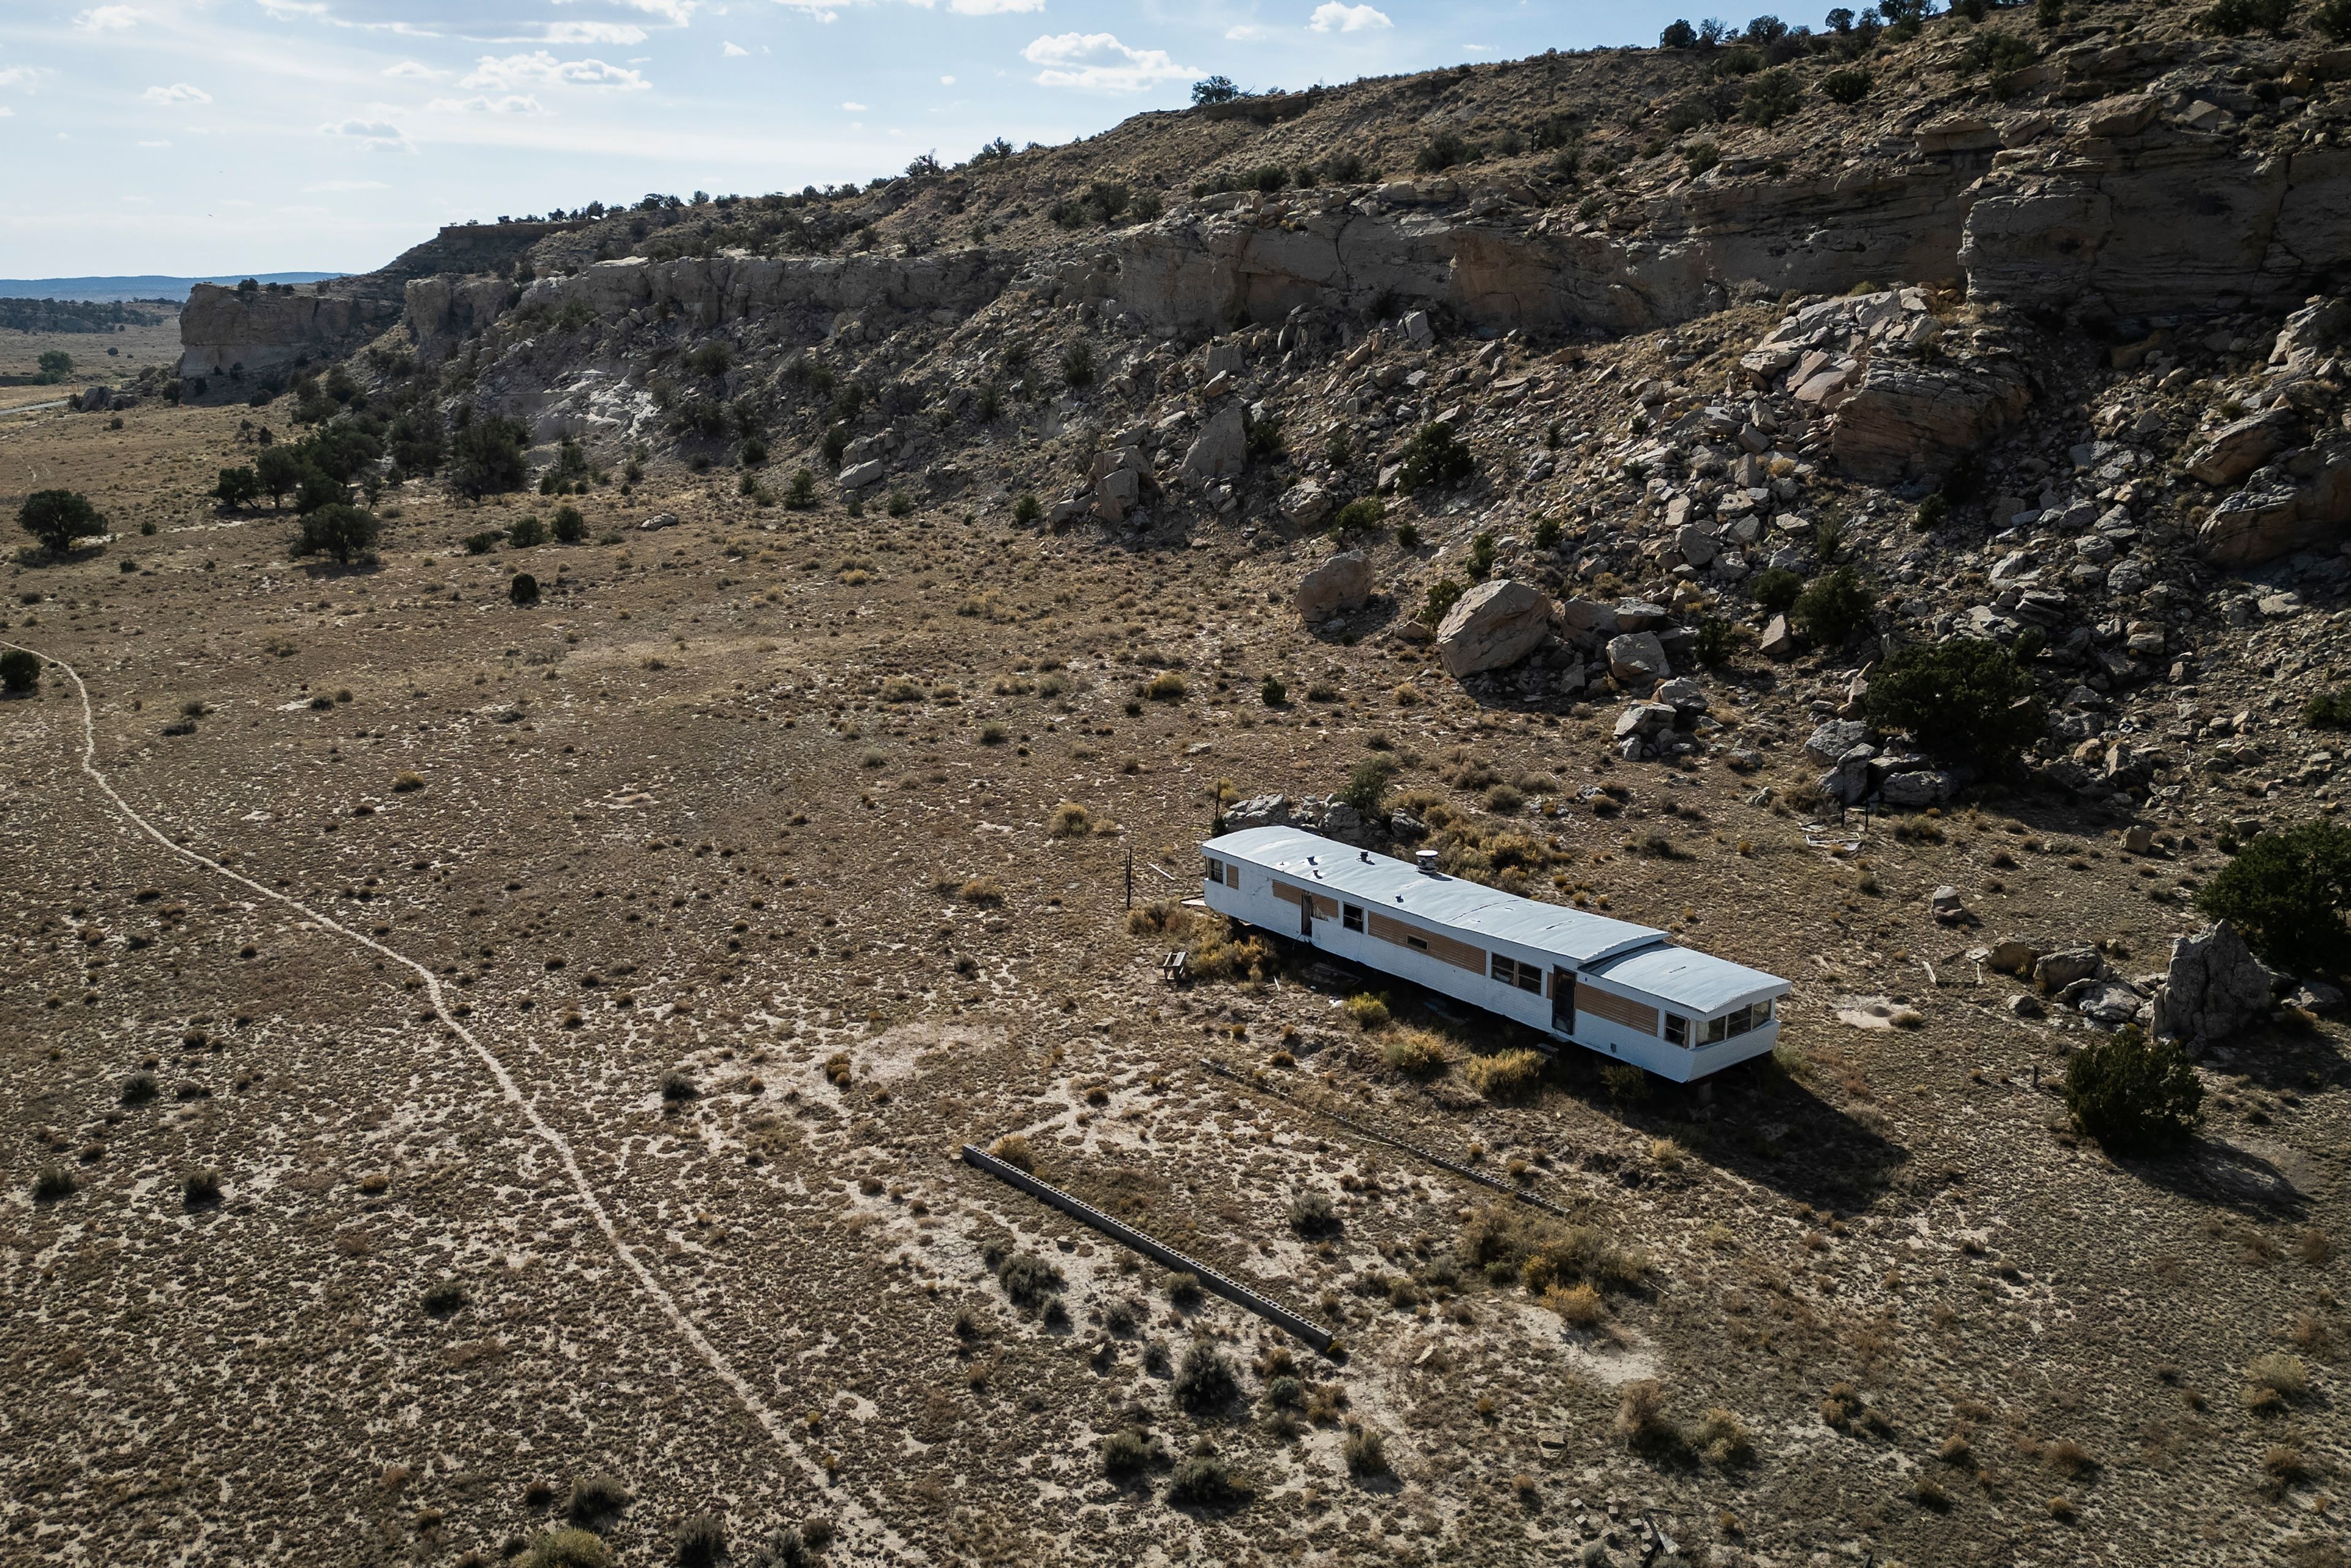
1 1 1717 277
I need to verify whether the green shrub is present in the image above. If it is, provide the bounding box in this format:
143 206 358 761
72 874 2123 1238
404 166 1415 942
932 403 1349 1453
1166 1454 1248 1507
18 489 103 554
1682 141 1721 175
2195 822 2351 976
1395 521 1420 547
1343 1427 1390 1476
1060 341 1096 388
552 505 587 542
1420 577 1466 626
2319 0 2351 39
508 514 547 547
449 415 530 496
2199 0 2292 32
463 530 501 555
2303 690 2351 730
1791 567 1870 646
785 468 818 509
422 1279 466 1316
1173 1343 1240 1410
677 1512 726 1568
997 1251 1065 1311
32 1166 74 1202
1244 410 1286 463
1338 756 1394 813
291 503 379 565
182 1169 222 1208
1867 637 2045 768
2064 1025 2203 1153
1750 566 1802 615
510 572 540 606
523 1529 612 1568
886 489 914 518
0 649 39 694
1101 1428 1157 1477
1288 1190 1340 1237
566 1474 631 1526
1739 69 1802 127
1694 618 1733 668
1395 422 1474 494
1259 673 1286 705
1332 495 1384 534
1414 131 1471 172
1822 65 1873 103
1532 516 1562 551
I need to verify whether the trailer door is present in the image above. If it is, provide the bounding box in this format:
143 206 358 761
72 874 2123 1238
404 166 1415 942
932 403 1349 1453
1551 968 1576 1035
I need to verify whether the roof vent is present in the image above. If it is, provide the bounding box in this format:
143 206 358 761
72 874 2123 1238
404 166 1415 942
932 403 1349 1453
1415 850 1439 876
1359 850 1371 863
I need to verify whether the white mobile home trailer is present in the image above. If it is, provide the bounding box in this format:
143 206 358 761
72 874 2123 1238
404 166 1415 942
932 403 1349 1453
1200 827 1789 1083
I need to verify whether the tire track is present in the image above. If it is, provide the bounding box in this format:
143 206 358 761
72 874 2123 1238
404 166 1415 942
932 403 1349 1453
5 641 919 1564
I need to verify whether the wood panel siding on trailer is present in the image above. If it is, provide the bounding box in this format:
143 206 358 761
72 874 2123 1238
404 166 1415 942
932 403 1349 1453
1365 910 1485 973
1580 986 1660 1036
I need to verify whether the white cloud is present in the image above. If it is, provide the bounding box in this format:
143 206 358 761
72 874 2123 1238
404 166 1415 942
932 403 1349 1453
1308 2 1391 32
552 0 695 21
547 21 649 43
382 59 444 79
460 52 650 91
1224 23 1270 39
1 107 16 118
1021 32 1196 91
255 0 329 15
429 93 551 114
939 73 955 84
74 5 142 29
138 135 170 143
0 66 48 88
304 178 389 192
142 82 211 105
840 99 866 110
321 116 413 150
942 0 1044 11
723 39 748 54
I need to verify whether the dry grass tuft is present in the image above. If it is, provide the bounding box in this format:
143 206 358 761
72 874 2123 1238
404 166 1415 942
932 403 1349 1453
1460 1048 1545 1101
1046 801 1093 838
1381 1029 1449 1078
988 1135 1035 1174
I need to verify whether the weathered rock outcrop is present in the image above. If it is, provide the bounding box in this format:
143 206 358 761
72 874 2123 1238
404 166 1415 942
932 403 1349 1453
503 250 1014 342
177 284 403 386
2197 448 2351 566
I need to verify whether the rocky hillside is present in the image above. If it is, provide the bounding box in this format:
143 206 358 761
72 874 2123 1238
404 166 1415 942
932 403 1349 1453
175 0 2351 850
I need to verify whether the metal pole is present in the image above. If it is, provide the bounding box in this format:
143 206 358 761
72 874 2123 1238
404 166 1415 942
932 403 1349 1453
1124 843 1133 910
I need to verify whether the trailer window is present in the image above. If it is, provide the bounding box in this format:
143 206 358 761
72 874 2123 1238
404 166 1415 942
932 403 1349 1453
1405 934 1428 952
1226 861 1239 887
1204 856 1223 885
1491 954 1542 994
1342 903 1364 932
1664 1013 1690 1047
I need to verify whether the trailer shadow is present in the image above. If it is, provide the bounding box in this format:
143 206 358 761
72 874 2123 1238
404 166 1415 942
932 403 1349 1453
1604 1062 1911 1214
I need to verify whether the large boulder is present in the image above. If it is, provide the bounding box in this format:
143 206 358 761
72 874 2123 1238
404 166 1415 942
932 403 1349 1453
1180 403 1248 483
2184 410 2297 486
1093 467 1140 521
1297 551 1371 623
1280 482 1333 527
1805 719 1872 764
2149 920 2277 1049
1435 579 1552 678
2197 454 2351 566
1604 631 1671 687
1829 355 2033 484
839 459 886 490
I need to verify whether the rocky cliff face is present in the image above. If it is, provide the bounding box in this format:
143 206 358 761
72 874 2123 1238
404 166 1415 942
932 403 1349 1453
176 284 403 387
178 219 579 396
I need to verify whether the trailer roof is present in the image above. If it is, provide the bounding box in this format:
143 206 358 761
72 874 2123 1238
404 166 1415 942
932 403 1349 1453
1205 825 1788 1013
